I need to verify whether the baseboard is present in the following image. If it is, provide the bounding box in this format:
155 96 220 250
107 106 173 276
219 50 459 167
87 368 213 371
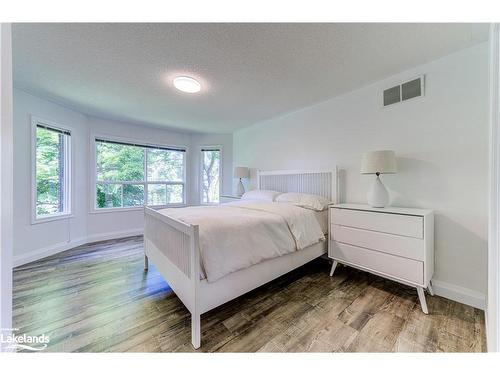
432 279 486 310
85 228 143 244
13 236 88 268
13 228 143 268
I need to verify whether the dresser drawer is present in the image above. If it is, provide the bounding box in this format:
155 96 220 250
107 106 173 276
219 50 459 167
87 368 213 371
330 208 423 239
330 224 424 261
330 241 424 285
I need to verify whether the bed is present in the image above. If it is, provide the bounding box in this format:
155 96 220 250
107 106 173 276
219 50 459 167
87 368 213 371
143 169 338 349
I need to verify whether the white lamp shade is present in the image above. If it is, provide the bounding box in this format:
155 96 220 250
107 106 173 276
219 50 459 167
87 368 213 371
361 150 397 174
234 167 249 179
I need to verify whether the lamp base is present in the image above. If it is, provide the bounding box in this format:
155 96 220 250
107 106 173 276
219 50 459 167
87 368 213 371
367 175 389 208
236 178 245 197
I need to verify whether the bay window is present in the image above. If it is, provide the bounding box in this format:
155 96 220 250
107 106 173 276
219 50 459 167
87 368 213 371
94 138 186 209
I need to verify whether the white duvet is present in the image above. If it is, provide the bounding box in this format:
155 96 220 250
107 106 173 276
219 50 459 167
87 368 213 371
158 201 325 283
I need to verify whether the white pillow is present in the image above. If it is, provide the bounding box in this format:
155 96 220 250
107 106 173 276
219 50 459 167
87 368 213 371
275 192 330 211
241 189 282 202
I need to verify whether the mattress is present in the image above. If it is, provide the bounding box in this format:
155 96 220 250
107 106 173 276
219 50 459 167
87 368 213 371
159 201 326 283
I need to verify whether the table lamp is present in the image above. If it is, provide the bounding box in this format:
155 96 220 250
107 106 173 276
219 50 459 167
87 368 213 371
234 167 249 196
361 150 397 208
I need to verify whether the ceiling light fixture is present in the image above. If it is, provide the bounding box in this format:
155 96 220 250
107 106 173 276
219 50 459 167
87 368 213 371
173 76 201 93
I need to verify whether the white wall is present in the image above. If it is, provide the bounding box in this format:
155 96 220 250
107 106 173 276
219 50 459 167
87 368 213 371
12 89 232 265
13 90 89 264
234 43 490 306
0 23 14 351
488 24 499 352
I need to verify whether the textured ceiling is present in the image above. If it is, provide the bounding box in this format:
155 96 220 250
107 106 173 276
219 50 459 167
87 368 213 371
13 23 489 133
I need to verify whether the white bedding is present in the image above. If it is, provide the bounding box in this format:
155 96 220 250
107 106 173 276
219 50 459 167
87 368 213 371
314 209 328 234
158 201 325 283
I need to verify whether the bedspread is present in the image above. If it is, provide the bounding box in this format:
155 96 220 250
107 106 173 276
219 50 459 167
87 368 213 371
158 201 325 283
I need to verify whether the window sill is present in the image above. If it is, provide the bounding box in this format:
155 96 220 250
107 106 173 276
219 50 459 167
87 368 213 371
89 204 187 214
31 213 74 225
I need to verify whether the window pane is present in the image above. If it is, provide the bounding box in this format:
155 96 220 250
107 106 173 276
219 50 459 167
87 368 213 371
147 149 184 182
95 140 186 209
167 184 184 204
123 184 145 207
201 150 220 204
147 184 166 205
96 141 144 181
36 127 66 216
96 184 122 208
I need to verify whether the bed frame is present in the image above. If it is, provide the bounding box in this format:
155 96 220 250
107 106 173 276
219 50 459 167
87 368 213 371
143 168 338 349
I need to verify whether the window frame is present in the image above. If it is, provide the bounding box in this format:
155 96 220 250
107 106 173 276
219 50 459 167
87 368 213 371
31 116 74 224
199 145 223 205
90 133 188 213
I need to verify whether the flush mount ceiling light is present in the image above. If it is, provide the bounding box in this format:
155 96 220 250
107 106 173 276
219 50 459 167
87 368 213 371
173 76 201 93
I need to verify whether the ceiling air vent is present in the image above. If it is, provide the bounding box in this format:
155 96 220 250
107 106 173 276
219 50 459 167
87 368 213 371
383 75 424 107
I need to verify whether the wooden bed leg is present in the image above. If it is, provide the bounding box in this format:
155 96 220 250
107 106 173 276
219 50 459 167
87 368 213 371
192 312 201 349
144 255 149 271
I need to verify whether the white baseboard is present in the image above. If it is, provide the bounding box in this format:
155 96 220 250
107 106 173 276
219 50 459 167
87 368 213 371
13 237 87 267
13 228 143 267
432 279 486 310
85 228 143 244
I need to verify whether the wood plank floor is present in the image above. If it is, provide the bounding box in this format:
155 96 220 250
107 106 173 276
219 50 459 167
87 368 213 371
13 236 486 352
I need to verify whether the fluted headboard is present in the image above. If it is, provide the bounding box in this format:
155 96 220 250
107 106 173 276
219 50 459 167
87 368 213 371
257 168 339 204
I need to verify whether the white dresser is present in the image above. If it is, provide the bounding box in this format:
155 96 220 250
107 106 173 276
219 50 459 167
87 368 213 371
328 203 434 314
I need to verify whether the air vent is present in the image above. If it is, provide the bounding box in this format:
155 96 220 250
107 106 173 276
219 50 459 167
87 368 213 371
383 86 401 106
383 76 424 107
402 78 422 101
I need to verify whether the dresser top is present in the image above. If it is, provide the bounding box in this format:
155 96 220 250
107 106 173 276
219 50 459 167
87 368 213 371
330 203 433 216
